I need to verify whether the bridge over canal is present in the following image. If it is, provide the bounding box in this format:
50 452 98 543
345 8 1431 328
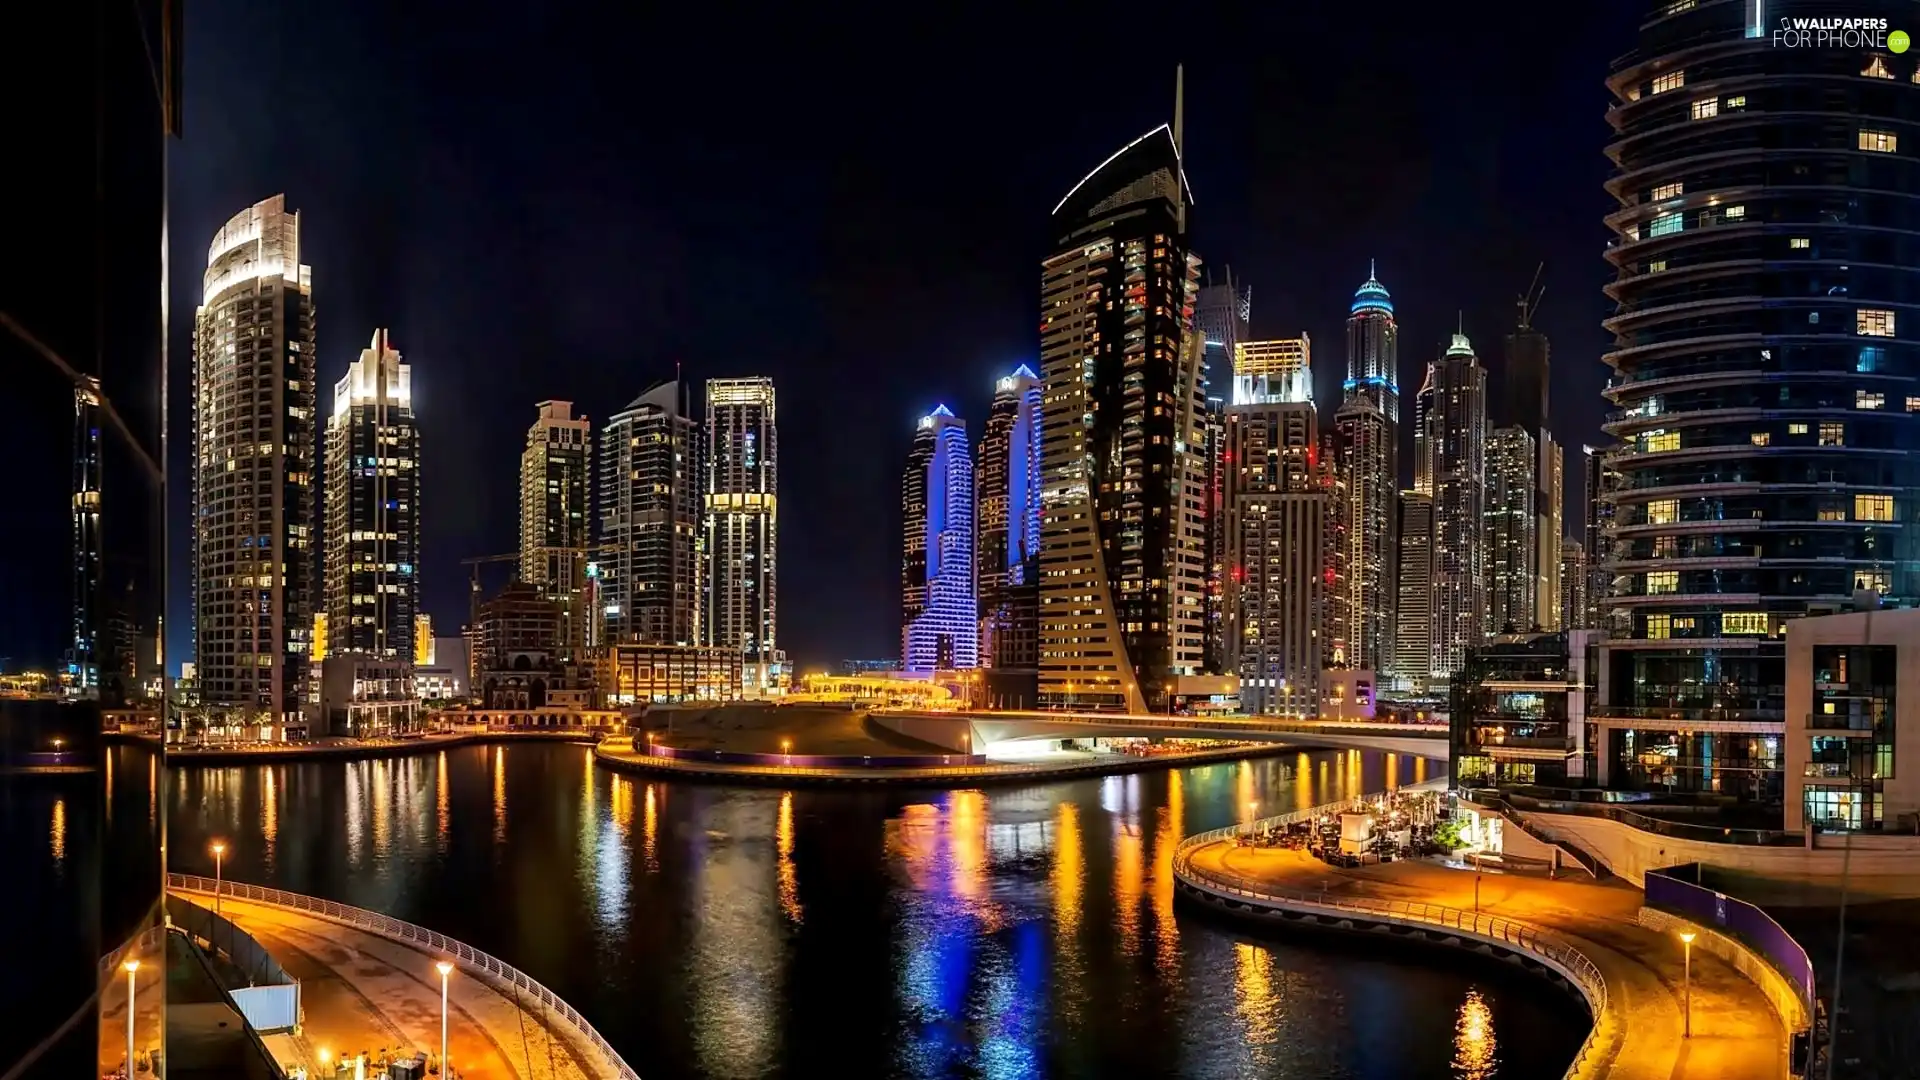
875 711 1450 761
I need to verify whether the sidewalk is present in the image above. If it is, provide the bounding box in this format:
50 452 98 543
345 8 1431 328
209 896 603 1079
1186 842 1788 1080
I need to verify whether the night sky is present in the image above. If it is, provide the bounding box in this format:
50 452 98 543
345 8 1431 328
7 6 1650 672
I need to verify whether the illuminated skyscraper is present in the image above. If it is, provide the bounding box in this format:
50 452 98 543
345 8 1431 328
1392 490 1433 684
976 367 1042 688
705 377 781 691
519 401 592 657
191 195 317 722
902 406 977 672
1336 265 1399 673
323 328 419 660
1419 328 1487 679
1561 540 1589 632
599 380 701 646
1233 336 1311 407
1485 425 1537 635
70 377 103 691
1038 78 1206 713
1196 267 1250 391
1503 298 1564 633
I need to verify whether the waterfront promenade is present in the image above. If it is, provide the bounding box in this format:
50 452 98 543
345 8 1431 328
1182 841 1788 1079
172 886 622 1079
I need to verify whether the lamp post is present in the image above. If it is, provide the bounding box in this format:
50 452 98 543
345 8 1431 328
781 739 792 766
123 958 140 1076
211 840 227 918
437 960 454 1076
1678 930 1696 1037
1066 682 1074 712
1246 800 1259 839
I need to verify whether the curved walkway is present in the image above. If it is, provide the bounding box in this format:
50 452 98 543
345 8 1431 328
1179 840 1787 1079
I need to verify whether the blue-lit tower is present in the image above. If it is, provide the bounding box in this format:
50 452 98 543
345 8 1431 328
903 405 978 672
977 367 1042 703
1335 263 1401 674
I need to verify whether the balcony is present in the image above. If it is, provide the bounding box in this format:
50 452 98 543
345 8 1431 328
1591 703 1784 726
1803 713 1875 736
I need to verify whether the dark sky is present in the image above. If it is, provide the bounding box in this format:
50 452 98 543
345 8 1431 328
8 5 1650 672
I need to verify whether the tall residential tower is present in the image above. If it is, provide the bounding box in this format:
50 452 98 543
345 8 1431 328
705 377 781 692
976 366 1042 698
519 401 592 657
1336 265 1399 674
599 381 702 646
1419 329 1487 679
323 328 419 660
902 406 977 672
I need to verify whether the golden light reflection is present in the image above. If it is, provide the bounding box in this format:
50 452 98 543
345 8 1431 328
1347 749 1363 799
1233 942 1279 1065
642 784 659 871
148 753 156 825
1236 759 1256 824
371 758 392 858
1386 753 1399 792
105 749 113 809
492 746 506 844
1452 988 1497 1080
583 747 597 823
1052 801 1084 942
50 797 67 863
436 752 450 840
1151 769 1183 977
1113 819 1144 956
776 791 802 924
1295 752 1313 810
949 790 986 903
263 767 278 852
610 776 633 838
888 804 940 891
1416 755 1429 783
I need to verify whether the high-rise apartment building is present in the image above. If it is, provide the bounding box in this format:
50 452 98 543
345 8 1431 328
1500 303 1564 634
191 195 317 722
70 377 103 692
1561 540 1589 631
1336 266 1399 674
976 366 1042 686
1037 102 1207 714
599 380 702 646
705 377 780 691
1233 336 1311 407
519 401 591 657
1581 444 1614 632
902 406 977 672
1202 396 1229 676
323 328 419 660
1419 329 1486 679
1535 435 1566 631
1596 0 1920 807
1196 267 1251 392
1320 432 1350 670
1485 425 1537 636
1393 490 1434 685
1225 341 1323 715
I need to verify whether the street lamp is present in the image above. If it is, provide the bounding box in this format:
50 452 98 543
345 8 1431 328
211 840 227 918
1246 800 1259 838
51 737 65 753
1166 683 1174 718
781 738 792 765
437 960 455 1076
1678 930 1696 1037
1066 682 1075 712
123 958 140 1076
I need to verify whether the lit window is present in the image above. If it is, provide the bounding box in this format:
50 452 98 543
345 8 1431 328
1691 98 1718 120
1863 56 1895 79
1821 423 1846 446
1790 237 1811 249
1647 571 1680 595
1751 432 1771 446
1664 0 1696 12
1725 94 1748 109
1907 397 1920 412
1857 569 1892 593
1857 390 1886 410
1652 70 1686 94
1859 346 1887 372
1723 205 1746 220
1649 213 1684 237
1819 505 1846 521
1647 499 1679 525
1648 260 1668 274
1860 129 1899 153
1723 612 1769 635
1646 614 1672 640
1789 422 1810 435
1857 309 1896 336
1913 66 1920 85
1642 429 1680 452
1856 494 1895 521
1651 181 1685 201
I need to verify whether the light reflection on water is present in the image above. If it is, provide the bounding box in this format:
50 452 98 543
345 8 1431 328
164 743 1585 1079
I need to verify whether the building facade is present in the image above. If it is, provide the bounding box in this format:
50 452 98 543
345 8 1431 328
1225 383 1323 716
1451 629 1598 789
519 401 591 657
1561 540 1589 632
1037 118 1206 713
1393 490 1434 687
601 643 743 705
1595 0 1920 800
704 377 781 692
1196 267 1250 392
1336 266 1399 674
598 380 702 646
323 328 418 661
976 366 1042 691
1419 330 1487 680
70 376 103 692
191 195 317 722
902 406 977 672
1485 425 1537 636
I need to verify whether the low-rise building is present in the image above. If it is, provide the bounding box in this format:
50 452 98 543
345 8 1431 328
1785 606 1920 832
319 655 418 737
1450 629 1599 788
1320 668 1377 721
601 643 743 705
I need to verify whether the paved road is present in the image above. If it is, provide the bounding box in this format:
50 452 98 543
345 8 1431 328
1187 843 1788 1079
209 895 602 1080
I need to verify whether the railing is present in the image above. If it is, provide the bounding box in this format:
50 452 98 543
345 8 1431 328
167 873 639 1080
977 712 1450 739
1803 713 1874 734
1465 793 1606 878
1172 785 1614 1080
1589 703 1785 724
1646 863 1816 1024
599 739 1298 780
1495 791 1803 847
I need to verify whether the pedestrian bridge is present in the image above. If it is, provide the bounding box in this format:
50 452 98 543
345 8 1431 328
875 711 1449 761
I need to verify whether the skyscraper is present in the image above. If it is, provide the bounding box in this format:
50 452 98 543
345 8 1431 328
323 328 419 660
705 377 780 691
1393 490 1434 685
1502 294 1564 634
519 401 592 657
599 380 702 646
1202 395 1229 676
1581 443 1614 632
1485 425 1537 635
1225 340 1323 715
1196 267 1251 392
1535 435 1565 631
70 377 102 692
191 195 317 722
976 366 1042 695
1037 88 1206 713
1336 265 1399 674
1596 0 1920 805
902 406 977 672
1561 539 1589 632
1320 432 1350 671
1420 328 1486 679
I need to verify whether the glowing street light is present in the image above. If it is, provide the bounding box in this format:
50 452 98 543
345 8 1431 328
781 738 792 765
123 958 140 1076
437 960 455 1075
1678 930 1696 1037
211 840 228 917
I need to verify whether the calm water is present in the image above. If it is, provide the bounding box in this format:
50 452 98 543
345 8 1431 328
162 743 1586 1079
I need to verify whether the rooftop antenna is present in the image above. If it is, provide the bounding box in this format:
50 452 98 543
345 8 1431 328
1517 261 1546 330
1174 63 1187 233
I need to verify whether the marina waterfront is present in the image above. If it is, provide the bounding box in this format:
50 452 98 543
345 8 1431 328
160 741 1588 1079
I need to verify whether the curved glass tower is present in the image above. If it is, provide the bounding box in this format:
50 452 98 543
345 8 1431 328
902 406 977 672
1335 266 1400 673
1597 1 1920 802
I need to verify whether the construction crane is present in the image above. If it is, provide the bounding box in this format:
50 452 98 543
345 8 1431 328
1517 261 1546 330
461 552 520 629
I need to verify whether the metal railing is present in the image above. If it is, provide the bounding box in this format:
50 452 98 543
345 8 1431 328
1494 791 1803 846
597 739 1301 780
1172 787 1615 1080
167 873 639 1080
